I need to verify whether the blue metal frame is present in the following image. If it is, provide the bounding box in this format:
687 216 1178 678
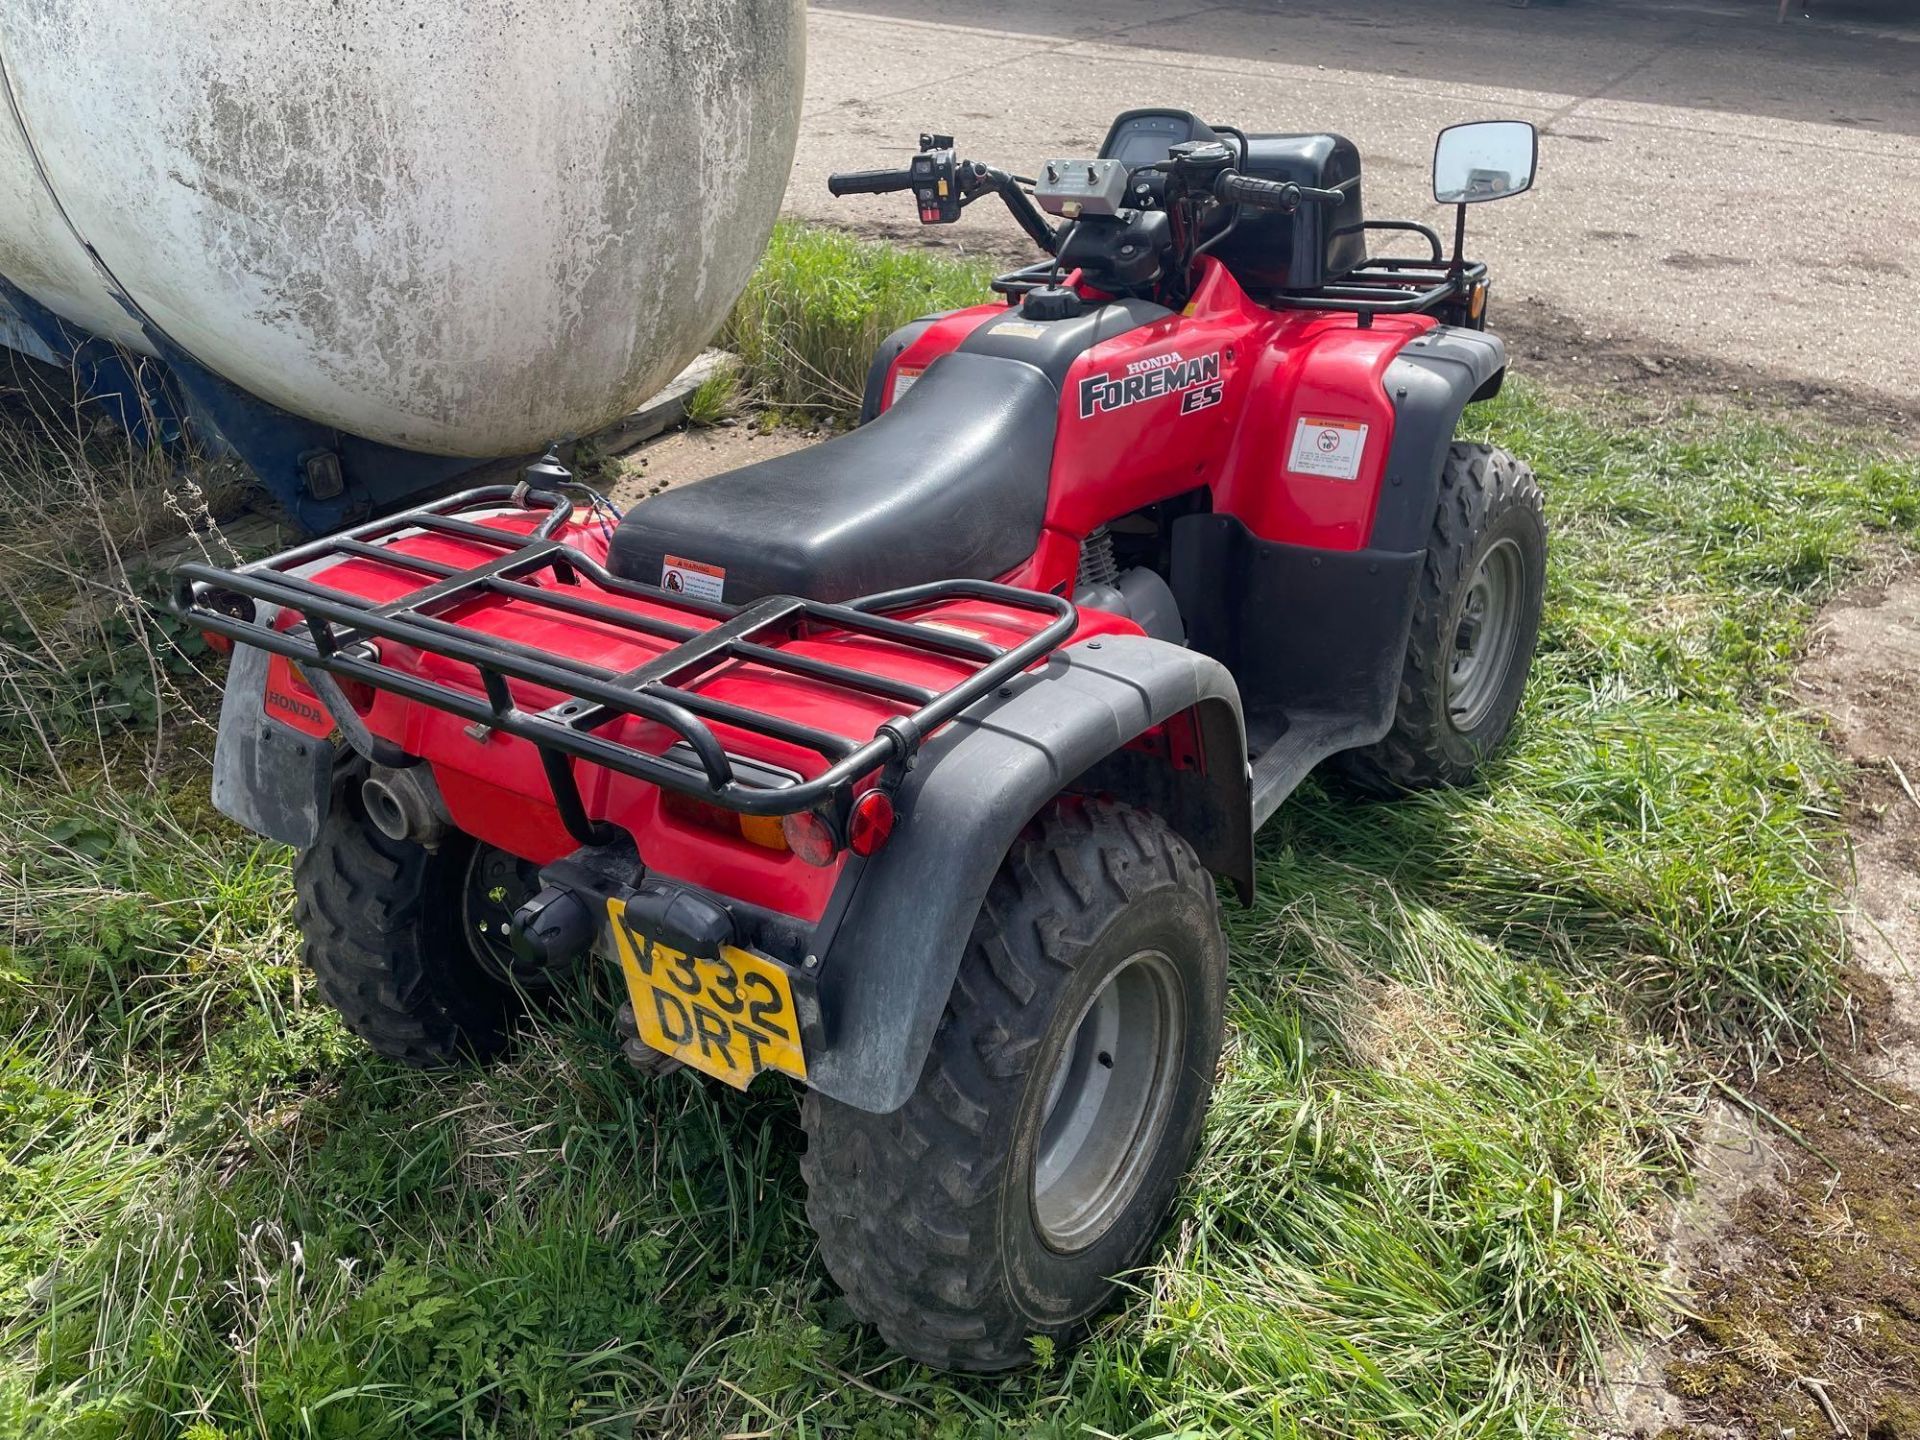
1 275 483 533
0 275 183 447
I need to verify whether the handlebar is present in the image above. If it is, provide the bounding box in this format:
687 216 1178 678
1214 171 1348 212
827 152 1062 255
827 167 917 197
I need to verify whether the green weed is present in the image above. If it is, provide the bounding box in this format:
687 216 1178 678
680 366 742 429
720 223 996 419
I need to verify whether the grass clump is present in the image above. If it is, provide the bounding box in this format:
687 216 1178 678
1123 875 1688 1434
1 236 1917 1436
0 358 242 775
720 222 996 418
680 364 742 428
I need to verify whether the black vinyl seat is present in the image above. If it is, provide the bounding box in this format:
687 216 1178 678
606 352 1058 606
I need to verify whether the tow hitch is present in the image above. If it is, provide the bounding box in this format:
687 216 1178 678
507 884 597 969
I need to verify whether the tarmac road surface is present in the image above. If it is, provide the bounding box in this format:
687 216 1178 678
785 0 1920 419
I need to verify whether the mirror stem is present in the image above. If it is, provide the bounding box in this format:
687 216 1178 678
1448 202 1468 280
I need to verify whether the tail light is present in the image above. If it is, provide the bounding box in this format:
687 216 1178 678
782 809 840 867
661 790 790 852
781 791 896 867
737 814 787 850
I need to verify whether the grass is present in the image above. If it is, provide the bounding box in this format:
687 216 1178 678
680 366 743 429
721 223 997 420
1 228 1917 1437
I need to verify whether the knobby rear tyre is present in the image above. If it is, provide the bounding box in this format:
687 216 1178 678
293 762 524 1066
799 798 1228 1370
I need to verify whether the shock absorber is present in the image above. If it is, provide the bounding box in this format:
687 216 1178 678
1076 526 1120 591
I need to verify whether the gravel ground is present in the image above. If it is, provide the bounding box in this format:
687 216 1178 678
786 0 1920 431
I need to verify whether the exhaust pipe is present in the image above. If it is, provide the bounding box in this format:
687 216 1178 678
361 765 454 847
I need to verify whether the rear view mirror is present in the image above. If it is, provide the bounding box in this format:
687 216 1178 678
1433 121 1538 204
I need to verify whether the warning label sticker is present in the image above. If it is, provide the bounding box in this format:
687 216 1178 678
1287 417 1370 481
662 554 725 601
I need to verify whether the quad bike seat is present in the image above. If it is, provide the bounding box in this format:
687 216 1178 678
606 352 1057 605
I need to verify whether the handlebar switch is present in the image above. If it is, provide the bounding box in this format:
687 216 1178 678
909 143 962 224
1034 157 1130 219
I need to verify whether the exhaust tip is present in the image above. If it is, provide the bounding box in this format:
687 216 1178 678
360 766 453 846
361 774 412 841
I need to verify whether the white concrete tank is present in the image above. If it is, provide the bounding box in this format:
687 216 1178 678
0 0 802 457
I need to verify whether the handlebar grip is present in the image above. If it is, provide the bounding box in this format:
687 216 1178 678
1215 172 1299 210
1214 172 1346 211
828 167 916 197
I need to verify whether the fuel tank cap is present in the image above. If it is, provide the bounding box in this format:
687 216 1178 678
1020 285 1086 321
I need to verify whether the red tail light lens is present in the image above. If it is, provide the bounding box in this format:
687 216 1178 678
661 790 790 852
848 790 896 857
782 809 840 867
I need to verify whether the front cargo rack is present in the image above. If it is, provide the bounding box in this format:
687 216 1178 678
173 486 1076 844
1274 222 1487 316
1271 255 1489 316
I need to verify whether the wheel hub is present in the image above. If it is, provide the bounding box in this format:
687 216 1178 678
1447 535 1526 732
460 846 549 989
1031 949 1186 1253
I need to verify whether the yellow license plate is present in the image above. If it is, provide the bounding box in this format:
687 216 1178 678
605 896 807 1089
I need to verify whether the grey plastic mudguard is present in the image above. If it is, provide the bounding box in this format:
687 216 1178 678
804 635 1251 1113
1369 326 1507 551
211 640 335 848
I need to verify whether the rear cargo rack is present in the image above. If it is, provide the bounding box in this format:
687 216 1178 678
173 486 1076 844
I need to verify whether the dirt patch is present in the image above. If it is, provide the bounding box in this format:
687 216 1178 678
1798 562 1920 1088
1593 1103 1791 1438
825 218 1920 445
1596 564 1920 1439
1659 1033 1920 1440
1488 297 1920 445
603 421 822 509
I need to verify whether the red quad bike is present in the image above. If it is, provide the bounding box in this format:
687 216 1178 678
178 113 1545 1370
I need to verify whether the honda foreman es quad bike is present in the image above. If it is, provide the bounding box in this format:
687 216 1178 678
177 114 1545 1369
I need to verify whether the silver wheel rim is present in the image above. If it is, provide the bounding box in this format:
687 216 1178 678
1031 949 1186 1253
1447 536 1526 732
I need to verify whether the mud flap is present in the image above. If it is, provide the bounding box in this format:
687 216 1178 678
211 642 335 848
